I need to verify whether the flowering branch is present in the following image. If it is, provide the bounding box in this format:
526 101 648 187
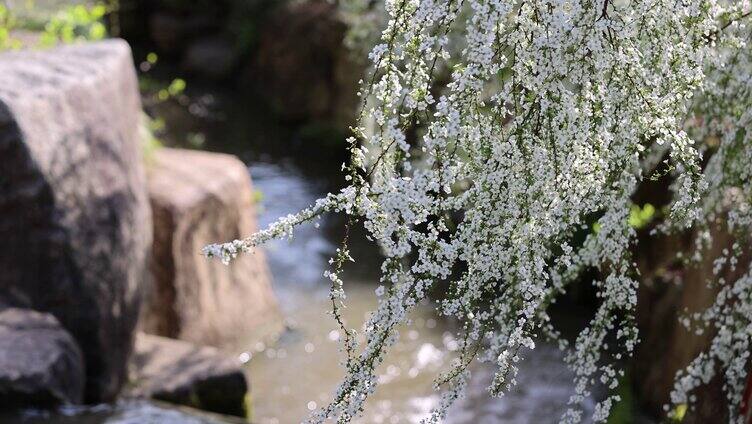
206 1 752 422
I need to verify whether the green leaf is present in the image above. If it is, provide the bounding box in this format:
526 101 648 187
88 22 107 40
167 78 186 96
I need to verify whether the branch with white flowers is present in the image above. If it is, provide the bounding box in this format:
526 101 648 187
206 1 752 422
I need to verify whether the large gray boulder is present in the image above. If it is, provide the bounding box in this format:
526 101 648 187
128 333 248 417
0 308 85 407
141 148 280 347
0 40 152 402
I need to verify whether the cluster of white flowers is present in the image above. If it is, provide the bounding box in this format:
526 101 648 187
207 1 752 422
667 2 752 421
203 191 351 264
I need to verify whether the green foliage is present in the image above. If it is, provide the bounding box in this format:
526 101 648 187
140 112 164 164
168 78 186 94
628 203 657 229
252 189 264 206
669 403 688 422
244 392 253 421
590 203 656 235
0 5 21 50
39 3 108 47
156 78 187 101
0 2 111 51
139 72 189 110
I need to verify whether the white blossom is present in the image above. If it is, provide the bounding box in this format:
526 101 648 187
207 1 752 422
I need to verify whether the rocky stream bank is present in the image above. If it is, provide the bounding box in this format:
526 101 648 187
0 40 278 419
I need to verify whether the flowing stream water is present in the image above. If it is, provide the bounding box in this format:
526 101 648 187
3 85 602 424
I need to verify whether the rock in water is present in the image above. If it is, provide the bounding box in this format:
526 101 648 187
0 40 151 402
0 308 85 407
128 333 248 417
142 148 280 347
247 0 362 128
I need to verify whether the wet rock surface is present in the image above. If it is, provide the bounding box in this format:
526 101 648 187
0 40 152 403
128 333 248 417
0 308 85 408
